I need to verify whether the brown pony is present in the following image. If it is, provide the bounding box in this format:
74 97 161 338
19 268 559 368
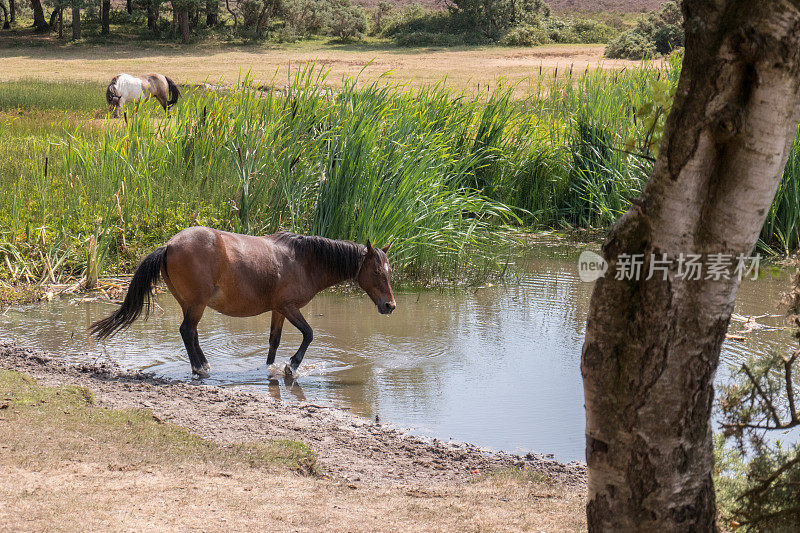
90 227 396 378
106 73 181 118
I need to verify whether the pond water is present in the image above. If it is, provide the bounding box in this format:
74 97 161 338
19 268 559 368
0 238 794 462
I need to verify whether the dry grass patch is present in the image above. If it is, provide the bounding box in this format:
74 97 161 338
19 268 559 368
0 370 586 531
0 370 319 474
0 42 642 95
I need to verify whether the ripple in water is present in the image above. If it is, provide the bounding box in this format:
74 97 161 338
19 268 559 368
0 244 794 461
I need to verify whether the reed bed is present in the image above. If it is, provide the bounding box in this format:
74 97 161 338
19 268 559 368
1 58 798 288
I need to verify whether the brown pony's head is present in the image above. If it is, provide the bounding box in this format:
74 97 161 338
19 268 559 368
357 241 396 315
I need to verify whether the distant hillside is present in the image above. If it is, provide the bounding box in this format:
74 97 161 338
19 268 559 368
548 0 664 12
356 0 665 12
355 0 664 12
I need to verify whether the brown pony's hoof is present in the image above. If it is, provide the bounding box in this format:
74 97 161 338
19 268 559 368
284 363 296 379
192 364 211 378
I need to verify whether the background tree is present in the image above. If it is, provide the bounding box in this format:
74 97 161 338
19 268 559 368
71 0 81 39
1 0 9 28
206 0 217 25
101 0 110 35
715 264 800 530
147 0 161 36
172 0 190 42
582 0 800 529
30 0 48 31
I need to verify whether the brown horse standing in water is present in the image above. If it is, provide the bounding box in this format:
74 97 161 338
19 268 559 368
90 227 396 378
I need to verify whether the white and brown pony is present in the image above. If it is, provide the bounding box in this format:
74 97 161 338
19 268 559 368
106 73 181 117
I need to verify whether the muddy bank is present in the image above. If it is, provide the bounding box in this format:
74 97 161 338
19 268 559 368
0 341 586 488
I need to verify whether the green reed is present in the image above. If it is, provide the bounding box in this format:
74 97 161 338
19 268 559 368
1 56 798 286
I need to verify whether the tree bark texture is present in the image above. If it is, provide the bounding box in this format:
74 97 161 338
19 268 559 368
148 0 160 35
178 4 189 42
71 4 80 40
582 1 800 530
9 0 14 23
30 0 48 31
101 0 110 34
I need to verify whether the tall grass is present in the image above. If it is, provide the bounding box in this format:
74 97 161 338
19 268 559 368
2 57 799 287
0 80 102 113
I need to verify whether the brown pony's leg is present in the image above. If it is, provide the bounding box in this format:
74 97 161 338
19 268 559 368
266 311 284 365
179 305 210 377
280 306 313 376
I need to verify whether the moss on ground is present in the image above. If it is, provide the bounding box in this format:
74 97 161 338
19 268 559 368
0 369 319 475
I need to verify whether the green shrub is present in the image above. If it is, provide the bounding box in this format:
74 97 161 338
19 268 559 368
653 23 683 54
605 29 656 60
369 1 393 36
501 24 551 46
570 18 616 44
605 1 683 59
280 0 329 35
328 0 366 40
274 23 300 42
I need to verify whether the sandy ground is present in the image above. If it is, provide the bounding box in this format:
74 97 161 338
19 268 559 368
0 341 587 531
0 43 644 92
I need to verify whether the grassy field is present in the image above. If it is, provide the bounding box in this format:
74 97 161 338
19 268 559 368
2 45 800 292
0 60 673 287
0 42 641 95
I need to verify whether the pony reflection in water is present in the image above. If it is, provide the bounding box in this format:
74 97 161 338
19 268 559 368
105 73 181 117
90 227 396 378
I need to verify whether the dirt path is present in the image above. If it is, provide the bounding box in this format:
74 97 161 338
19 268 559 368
0 341 586 488
0 43 644 92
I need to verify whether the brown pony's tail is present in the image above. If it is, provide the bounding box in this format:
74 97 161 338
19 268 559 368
89 246 167 340
165 76 181 109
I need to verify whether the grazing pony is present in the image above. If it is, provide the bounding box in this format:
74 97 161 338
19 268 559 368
106 73 181 117
90 227 396 378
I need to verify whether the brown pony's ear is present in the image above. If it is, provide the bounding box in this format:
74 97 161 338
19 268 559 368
365 239 374 254
381 243 391 253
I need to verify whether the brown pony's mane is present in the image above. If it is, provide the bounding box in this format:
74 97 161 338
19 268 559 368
275 232 365 280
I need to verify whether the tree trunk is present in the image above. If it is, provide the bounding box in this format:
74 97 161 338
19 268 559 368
5 1 790 530
9 0 13 23
48 7 58 29
71 3 80 40
101 0 109 34
205 0 216 26
582 1 800 530
148 0 160 35
30 0 48 31
1 2 8 29
58 7 62 38
224 0 236 30
177 3 189 43
126 0 132 14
